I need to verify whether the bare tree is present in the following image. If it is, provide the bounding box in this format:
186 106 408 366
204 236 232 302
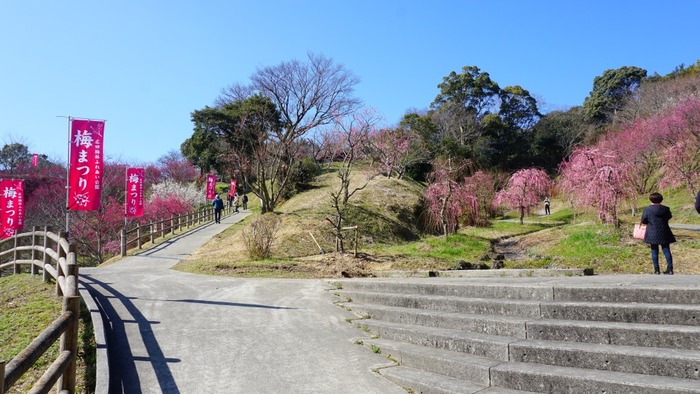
325 109 380 252
217 53 361 212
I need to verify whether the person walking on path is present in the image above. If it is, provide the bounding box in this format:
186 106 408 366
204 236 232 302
641 192 676 275
213 194 225 223
695 190 700 214
544 197 551 215
242 194 248 210
233 194 240 213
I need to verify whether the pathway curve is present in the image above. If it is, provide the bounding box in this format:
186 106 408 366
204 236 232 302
79 212 403 394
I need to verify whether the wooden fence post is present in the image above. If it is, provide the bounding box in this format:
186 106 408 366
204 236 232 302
120 227 127 257
56 232 68 297
1 359 5 394
13 234 19 274
137 225 142 249
354 226 359 258
31 227 38 275
42 227 50 283
150 223 155 244
57 295 80 393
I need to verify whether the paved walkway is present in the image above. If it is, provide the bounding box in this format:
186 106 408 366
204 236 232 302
79 212 404 394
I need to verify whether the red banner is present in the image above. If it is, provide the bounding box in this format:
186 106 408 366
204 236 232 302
126 167 144 217
0 179 24 239
229 179 237 197
32 154 38 167
206 174 217 200
68 119 105 211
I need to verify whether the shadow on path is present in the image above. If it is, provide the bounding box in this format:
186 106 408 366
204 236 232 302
162 298 297 309
80 274 181 394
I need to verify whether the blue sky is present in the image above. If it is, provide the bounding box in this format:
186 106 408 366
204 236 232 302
2 0 699 164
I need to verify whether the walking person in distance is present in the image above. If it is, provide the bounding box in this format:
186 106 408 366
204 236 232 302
641 192 676 275
213 194 224 223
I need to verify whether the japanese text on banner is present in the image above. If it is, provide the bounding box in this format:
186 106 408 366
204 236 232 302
68 119 105 211
0 179 24 239
206 174 217 200
126 167 144 217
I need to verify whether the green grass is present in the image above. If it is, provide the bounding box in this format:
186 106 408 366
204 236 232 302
0 273 96 393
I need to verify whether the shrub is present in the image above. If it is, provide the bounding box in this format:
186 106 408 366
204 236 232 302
242 214 280 260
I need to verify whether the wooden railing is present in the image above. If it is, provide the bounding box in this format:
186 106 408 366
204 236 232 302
0 227 79 394
120 205 233 256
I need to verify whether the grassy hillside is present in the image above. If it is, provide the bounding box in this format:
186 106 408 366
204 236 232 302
174 169 700 277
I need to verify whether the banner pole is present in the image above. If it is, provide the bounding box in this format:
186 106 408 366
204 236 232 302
124 167 128 229
65 116 72 237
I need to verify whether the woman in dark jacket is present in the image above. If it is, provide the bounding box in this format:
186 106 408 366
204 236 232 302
641 192 676 275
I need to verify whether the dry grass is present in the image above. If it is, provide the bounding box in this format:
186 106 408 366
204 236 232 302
175 169 426 278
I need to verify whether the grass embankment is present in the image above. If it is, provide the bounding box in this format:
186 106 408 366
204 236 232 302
0 273 96 393
173 168 700 278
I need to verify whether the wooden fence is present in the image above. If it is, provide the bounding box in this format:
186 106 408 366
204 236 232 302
120 205 231 256
0 227 79 394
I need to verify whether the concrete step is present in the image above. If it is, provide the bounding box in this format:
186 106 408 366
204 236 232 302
379 366 489 394
356 319 700 379
333 276 700 392
340 290 700 326
491 362 700 393
378 365 537 394
509 339 700 380
347 302 529 338
341 290 542 319
337 281 556 301
356 319 513 361
335 278 700 305
528 317 700 350
540 300 700 326
365 338 501 385
347 302 700 350
368 338 700 394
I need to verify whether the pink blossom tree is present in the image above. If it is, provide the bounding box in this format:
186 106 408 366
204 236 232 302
558 147 635 226
157 150 199 183
461 171 496 226
654 99 700 196
494 168 551 224
369 127 411 179
423 157 474 236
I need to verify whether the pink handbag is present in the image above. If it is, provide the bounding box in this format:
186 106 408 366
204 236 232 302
633 223 647 240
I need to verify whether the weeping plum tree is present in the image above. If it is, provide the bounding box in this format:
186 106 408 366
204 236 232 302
423 157 474 236
558 148 635 227
494 168 551 224
461 171 496 226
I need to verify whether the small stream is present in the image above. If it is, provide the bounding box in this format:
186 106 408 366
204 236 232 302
491 237 528 260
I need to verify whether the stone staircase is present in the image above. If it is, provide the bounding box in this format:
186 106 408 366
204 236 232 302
332 275 700 393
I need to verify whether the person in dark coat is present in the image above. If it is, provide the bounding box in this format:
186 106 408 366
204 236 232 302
212 194 225 223
641 192 676 275
695 190 700 214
